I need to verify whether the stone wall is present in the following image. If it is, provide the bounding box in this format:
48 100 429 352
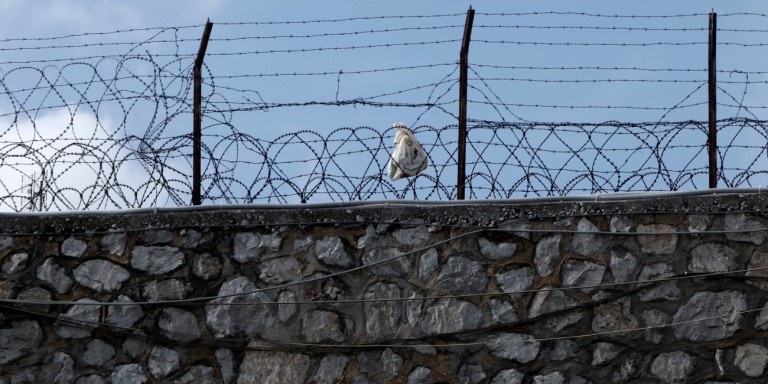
1 192 768 383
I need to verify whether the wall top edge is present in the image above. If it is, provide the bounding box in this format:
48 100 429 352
0 189 766 235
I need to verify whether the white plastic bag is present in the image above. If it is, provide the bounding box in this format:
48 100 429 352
387 122 428 181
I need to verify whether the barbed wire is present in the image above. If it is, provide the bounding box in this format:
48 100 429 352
2 11 768 211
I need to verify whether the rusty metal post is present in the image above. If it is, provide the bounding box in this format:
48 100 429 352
457 6 474 200
193 19 213 205
708 12 717 188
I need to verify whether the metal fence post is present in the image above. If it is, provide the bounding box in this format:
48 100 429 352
457 6 475 200
708 12 717 188
193 19 213 206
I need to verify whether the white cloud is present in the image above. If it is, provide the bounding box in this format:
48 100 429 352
0 107 185 211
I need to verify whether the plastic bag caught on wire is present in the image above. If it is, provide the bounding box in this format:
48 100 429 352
387 122 428 181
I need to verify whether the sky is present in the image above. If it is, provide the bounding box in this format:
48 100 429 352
1 0 768 210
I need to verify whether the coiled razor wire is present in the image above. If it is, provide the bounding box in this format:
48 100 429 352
2 13 768 211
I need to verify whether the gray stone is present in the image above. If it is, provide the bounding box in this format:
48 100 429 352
612 358 638 383
27 351 75 384
357 351 377 373
407 366 432 384
435 255 488 294
533 372 565 384
376 222 392 233
746 251 768 291
637 224 677 255
148 345 180 378
413 345 437 356
499 220 532 240
610 216 633 233
293 236 314 253
535 235 562 277
672 290 746 342
479 237 517 260
62 236 87 258
688 214 712 232
450 227 479 252
112 364 148 384
145 229 174 244
131 246 184 274
73 259 130 292
233 232 281 263
2 252 27 274
572 218 603 255
238 349 310 384
688 243 738 273
394 225 429 246
756 302 768 331
422 298 484 335
159 307 201 342
302 310 345 342
715 348 726 377
143 279 190 302
642 309 669 344
76 375 106 384
592 296 639 334
458 363 486 384
107 295 144 329
364 282 402 340
180 229 202 248
313 355 350 384
398 218 425 228
485 333 540 363
319 274 347 300
381 349 403 381
36 257 74 294
609 250 637 284
592 342 622 366
551 339 579 361
315 236 352 268
637 263 680 302
404 288 424 328
216 348 235 384
173 365 215 384
495 267 533 300
362 248 409 277
0 235 12 252
529 287 582 332
0 321 43 364
16 287 52 312
650 351 695 383
101 233 127 256
490 369 524 384
122 332 149 359
259 256 301 284
735 343 768 377
80 339 115 366
418 248 439 280
357 225 379 249
11 368 36 383
192 253 221 280
278 291 298 322
725 213 765 245
55 298 100 339
490 298 518 324
561 260 605 292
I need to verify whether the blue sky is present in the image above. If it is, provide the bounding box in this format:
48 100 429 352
3 0 766 128
1 1 767 209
